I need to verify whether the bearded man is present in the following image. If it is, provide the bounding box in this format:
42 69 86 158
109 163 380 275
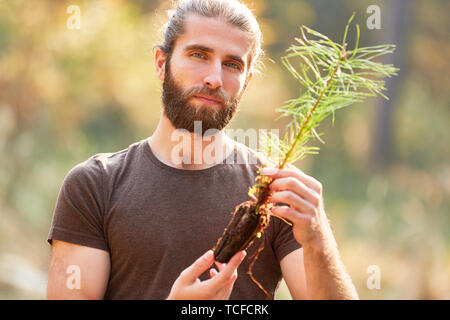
47 0 358 300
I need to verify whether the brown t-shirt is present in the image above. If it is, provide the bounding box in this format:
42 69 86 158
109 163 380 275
47 138 301 299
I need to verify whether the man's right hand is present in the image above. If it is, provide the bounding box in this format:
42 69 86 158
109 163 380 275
167 249 246 300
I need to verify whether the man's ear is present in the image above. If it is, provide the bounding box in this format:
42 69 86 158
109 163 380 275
154 47 167 81
242 71 253 93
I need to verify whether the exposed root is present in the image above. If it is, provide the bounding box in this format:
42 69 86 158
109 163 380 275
213 172 289 297
247 232 270 299
271 213 293 226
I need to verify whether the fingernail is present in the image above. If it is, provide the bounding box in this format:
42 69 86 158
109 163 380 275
261 167 277 175
240 250 247 260
204 250 214 259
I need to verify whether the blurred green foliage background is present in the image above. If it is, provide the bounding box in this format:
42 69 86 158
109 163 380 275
0 0 449 299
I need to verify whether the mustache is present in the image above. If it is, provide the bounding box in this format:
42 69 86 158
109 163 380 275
183 86 230 105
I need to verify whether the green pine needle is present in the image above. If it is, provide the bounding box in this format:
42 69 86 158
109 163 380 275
258 14 399 168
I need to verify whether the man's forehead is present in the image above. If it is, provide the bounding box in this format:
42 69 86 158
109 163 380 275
178 13 253 60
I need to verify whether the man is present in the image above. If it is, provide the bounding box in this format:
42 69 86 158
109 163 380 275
47 0 358 300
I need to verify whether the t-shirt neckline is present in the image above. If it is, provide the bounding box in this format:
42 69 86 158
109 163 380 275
142 138 236 176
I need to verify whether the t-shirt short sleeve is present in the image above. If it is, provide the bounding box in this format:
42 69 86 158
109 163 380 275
47 157 109 252
271 216 302 263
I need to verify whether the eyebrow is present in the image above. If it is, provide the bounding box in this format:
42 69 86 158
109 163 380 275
183 44 246 67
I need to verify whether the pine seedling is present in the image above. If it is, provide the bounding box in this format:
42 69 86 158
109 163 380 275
213 13 399 297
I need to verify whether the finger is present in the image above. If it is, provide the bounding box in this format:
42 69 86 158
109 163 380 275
181 250 215 284
271 205 312 225
213 264 239 300
269 177 320 207
215 275 237 300
269 191 316 215
215 261 226 272
210 250 246 287
261 167 322 194
209 268 218 278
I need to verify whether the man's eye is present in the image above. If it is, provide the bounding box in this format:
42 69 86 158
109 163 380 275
192 52 206 59
225 62 241 71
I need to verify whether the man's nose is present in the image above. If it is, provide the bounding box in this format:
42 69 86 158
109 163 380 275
203 60 223 90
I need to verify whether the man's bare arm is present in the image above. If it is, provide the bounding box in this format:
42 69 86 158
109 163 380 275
47 240 111 299
263 166 358 299
280 248 309 299
301 238 357 299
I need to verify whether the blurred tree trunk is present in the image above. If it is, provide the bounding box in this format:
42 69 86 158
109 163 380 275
371 0 412 170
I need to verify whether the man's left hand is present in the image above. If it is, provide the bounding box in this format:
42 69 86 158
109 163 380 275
261 165 335 250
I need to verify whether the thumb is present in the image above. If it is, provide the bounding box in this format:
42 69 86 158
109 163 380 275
181 250 215 284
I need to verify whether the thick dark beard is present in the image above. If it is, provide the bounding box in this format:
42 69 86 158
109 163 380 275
162 62 241 136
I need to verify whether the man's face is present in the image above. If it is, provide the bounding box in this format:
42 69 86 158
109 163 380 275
158 14 254 135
